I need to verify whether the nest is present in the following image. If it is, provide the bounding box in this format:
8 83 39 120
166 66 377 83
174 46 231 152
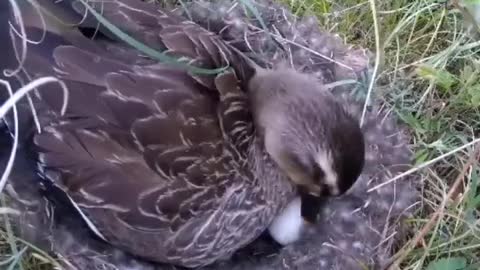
0 0 419 269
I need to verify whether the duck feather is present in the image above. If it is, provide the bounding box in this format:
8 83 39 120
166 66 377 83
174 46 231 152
4 0 286 267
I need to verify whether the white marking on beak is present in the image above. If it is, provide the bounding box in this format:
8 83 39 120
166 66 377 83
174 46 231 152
316 151 338 195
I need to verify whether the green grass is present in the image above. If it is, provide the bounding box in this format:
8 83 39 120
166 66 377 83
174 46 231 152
1 0 480 269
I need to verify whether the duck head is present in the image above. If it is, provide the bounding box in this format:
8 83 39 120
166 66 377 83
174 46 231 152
249 66 365 224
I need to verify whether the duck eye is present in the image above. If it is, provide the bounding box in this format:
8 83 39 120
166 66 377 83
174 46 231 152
312 165 325 184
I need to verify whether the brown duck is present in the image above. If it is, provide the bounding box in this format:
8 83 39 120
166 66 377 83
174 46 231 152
0 0 367 268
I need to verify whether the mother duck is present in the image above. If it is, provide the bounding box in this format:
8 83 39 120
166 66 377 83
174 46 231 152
0 0 366 268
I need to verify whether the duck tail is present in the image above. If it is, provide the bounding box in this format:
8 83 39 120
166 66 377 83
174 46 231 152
0 1 48 250
0 0 54 255
0 0 81 139
0 0 18 104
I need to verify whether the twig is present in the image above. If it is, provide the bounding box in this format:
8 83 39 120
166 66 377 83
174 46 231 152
360 0 382 126
388 145 479 268
368 137 480 192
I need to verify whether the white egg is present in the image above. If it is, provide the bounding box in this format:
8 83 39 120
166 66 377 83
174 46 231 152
267 197 304 245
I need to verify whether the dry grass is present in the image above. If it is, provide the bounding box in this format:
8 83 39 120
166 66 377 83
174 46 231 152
1 0 480 269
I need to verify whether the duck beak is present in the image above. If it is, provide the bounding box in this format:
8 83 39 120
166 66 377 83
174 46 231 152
299 190 324 224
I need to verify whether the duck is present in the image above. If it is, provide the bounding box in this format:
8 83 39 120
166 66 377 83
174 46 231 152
0 0 368 268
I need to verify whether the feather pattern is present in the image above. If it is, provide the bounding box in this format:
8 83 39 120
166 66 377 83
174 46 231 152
2 0 295 267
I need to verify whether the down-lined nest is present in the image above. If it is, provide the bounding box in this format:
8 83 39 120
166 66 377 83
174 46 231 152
0 0 419 269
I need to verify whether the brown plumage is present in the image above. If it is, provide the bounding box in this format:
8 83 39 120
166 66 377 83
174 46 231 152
0 0 369 268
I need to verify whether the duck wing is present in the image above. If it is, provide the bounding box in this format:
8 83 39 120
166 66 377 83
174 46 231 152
6 0 270 267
